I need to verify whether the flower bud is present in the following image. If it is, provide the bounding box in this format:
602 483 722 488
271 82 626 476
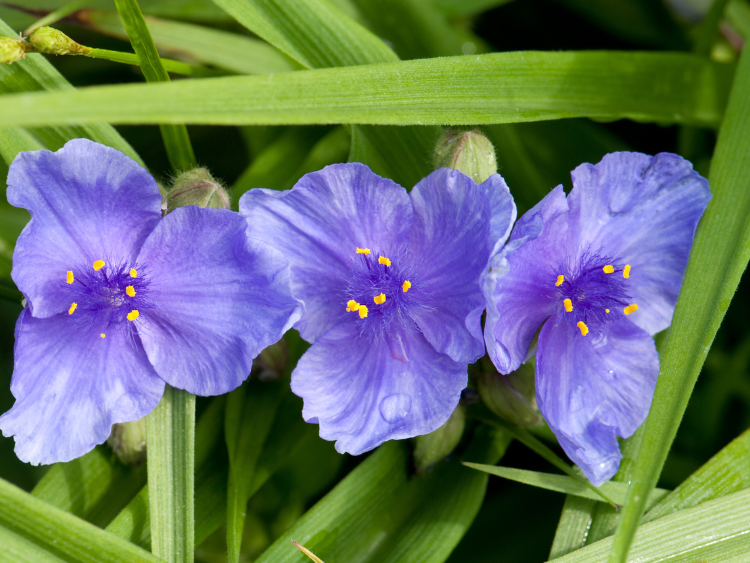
478 361 542 427
107 418 147 466
27 27 91 56
165 168 231 213
253 340 288 381
0 36 27 65
413 402 466 474
433 129 498 183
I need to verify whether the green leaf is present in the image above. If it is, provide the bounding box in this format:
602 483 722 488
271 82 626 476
145 385 195 563
0 524 69 563
0 477 163 563
549 496 597 560
0 126 43 164
71 9 294 75
608 40 750 563
429 0 513 17
553 488 750 563
464 464 669 508
0 52 732 129
225 379 285 563
114 0 195 172
0 16 143 164
31 446 147 528
255 425 510 563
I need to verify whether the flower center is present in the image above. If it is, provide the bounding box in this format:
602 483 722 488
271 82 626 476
553 250 638 336
343 246 415 341
64 259 151 338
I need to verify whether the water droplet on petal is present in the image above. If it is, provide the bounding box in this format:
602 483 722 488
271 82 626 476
379 393 412 423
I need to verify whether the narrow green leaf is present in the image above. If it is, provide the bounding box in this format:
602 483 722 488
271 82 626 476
0 524 68 563
0 126 43 164
609 41 750 563
0 52 731 129
24 0 91 33
145 385 195 563
464 464 668 508
31 446 147 528
0 477 162 563
0 16 143 164
727 0 750 40
554 488 750 563
549 496 597 560
429 0 513 17
114 0 195 172
225 379 285 563
292 126 351 180
72 9 294 75
643 427 750 523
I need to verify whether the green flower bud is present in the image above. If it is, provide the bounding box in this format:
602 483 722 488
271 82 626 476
478 361 541 427
107 418 147 466
28 27 91 56
433 129 498 183
0 36 27 65
413 402 466 474
165 168 231 213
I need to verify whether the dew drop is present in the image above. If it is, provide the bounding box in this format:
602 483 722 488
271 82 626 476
379 393 412 423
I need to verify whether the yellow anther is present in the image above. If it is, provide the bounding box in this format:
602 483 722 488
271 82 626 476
564 298 573 312
605 308 610 313
66 270 74 284
374 293 386 305
378 256 391 267
358 305 368 319
577 321 589 336
346 300 361 312
130 268 138 278
356 247 371 255
93 260 105 271
603 265 614 274
126 285 136 297
624 304 639 315
100 333 106 338
555 275 564 287
127 310 140 322
623 264 631 279
402 280 411 293
68 302 77 315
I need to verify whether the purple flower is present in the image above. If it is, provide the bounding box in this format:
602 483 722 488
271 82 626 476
483 152 711 485
240 163 516 455
0 139 302 465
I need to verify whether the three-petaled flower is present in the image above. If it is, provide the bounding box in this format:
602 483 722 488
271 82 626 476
241 163 516 454
0 139 302 465
483 152 711 485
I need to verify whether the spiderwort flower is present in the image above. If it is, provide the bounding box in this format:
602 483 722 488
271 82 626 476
240 163 516 455
0 139 302 465
483 152 711 485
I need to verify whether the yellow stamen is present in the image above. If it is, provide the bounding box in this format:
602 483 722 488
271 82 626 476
358 305 368 319
130 268 138 278
346 300 360 312
373 293 386 305
623 264 631 279
378 256 391 267
564 298 573 312
577 321 589 336
603 265 614 274
555 275 564 287
605 308 610 313
68 302 77 315
624 303 639 315
402 280 412 293
356 247 371 255
100 333 106 338
127 310 140 322
126 285 136 297
66 270 74 284
93 259 105 271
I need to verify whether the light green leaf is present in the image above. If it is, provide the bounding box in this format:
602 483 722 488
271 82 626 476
464 464 669 508
0 52 731 129
429 0 514 17
0 524 68 563
549 496 597 560
0 477 162 563
554 488 750 563
609 39 750 563
114 0 195 173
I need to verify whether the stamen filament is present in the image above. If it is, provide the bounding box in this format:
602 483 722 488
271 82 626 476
378 256 391 267
356 247 371 255
402 280 412 293
66 270 74 284
624 304 639 315
603 265 614 274
564 298 573 312
373 293 386 304
68 302 77 315
623 264 631 279
555 275 564 286
577 321 589 336
93 259 105 271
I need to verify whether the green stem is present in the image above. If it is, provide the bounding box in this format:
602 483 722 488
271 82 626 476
86 48 218 77
146 385 195 563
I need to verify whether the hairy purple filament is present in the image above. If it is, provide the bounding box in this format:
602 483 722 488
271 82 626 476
64 260 152 337
553 250 631 334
